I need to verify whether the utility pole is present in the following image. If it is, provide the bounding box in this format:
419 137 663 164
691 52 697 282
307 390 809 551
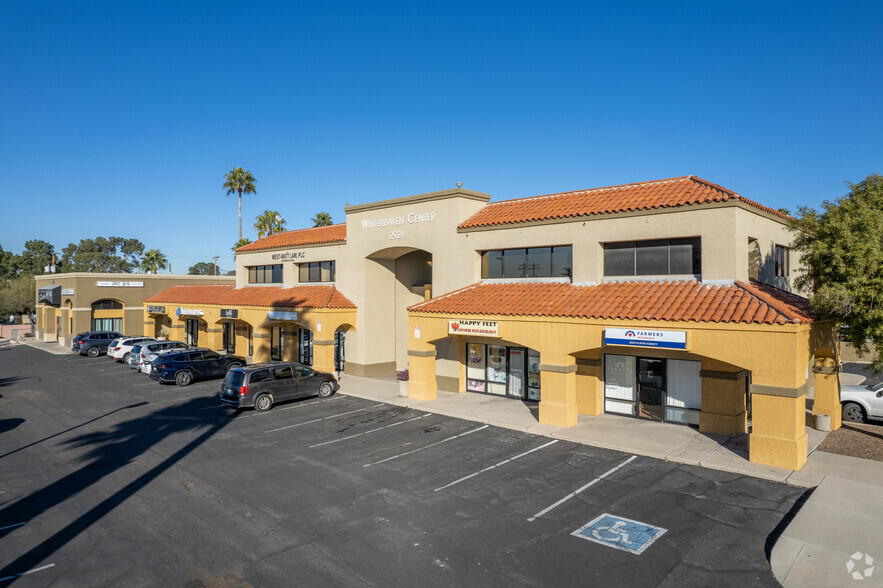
213 256 219 276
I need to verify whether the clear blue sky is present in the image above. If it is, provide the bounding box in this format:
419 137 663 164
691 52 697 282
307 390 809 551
1 1 881 274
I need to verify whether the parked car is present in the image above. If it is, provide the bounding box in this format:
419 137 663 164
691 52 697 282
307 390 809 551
138 341 190 374
127 344 144 371
841 381 883 423
220 362 339 411
109 336 156 363
71 331 125 357
149 348 246 386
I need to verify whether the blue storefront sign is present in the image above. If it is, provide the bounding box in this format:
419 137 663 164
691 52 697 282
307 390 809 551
604 327 687 350
268 310 298 321
572 513 667 554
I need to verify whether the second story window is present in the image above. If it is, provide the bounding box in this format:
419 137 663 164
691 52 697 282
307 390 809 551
481 246 572 279
299 261 336 283
603 238 701 277
775 245 790 277
248 264 282 284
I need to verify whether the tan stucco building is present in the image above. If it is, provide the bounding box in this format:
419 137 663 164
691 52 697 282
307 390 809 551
141 175 840 470
34 273 235 347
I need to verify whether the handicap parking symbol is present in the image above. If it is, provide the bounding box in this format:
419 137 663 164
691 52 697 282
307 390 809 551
572 513 667 555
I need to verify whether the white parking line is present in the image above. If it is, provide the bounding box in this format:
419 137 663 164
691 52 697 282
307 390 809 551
0 563 55 582
363 424 490 467
228 395 346 418
265 404 385 433
0 522 25 531
309 414 432 448
434 440 560 492
526 455 637 522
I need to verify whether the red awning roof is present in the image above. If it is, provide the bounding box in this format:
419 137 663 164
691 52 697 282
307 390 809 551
458 176 790 229
409 280 814 325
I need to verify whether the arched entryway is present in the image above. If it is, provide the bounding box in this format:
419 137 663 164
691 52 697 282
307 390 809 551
91 299 124 332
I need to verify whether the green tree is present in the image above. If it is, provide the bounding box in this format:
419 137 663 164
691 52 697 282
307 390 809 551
0 245 17 280
188 261 218 275
17 239 56 275
254 210 286 238
232 237 251 253
61 237 145 272
0 275 36 317
790 173 883 370
312 211 333 227
223 167 257 241
141 249 168 273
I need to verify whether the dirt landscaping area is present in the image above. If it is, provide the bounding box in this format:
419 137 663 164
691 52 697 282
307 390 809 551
816 421 883 461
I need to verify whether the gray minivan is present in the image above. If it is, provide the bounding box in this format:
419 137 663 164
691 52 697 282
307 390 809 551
220 362 339 411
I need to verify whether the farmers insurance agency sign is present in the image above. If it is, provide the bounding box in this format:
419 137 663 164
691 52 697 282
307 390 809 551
605 327 686 350
448 320 499 337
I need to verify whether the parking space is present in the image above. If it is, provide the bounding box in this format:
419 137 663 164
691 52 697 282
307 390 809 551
0 345 804 586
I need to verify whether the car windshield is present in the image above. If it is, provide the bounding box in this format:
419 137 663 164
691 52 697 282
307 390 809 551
867 382 883 392
224 371 246 388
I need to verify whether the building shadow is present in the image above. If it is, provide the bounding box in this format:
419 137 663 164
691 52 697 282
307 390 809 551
0 418 24 435
0 397 236 584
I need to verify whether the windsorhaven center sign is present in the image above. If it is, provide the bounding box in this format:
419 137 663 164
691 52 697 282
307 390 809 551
448 320 499 337
604 327 686 350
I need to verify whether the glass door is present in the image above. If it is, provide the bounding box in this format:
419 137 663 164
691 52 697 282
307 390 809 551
527 349 541 401
271 327 282 361
334 331 345 371
185 319 199 346
222 322 235 354
486 344 507 396
604 354 636 415
637 358 665 421
298 328 313 365
507 348 526 399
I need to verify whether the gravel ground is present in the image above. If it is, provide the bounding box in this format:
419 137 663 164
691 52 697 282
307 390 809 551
816 420 883 461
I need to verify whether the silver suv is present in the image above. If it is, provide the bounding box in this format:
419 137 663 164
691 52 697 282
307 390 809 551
138 341 190 374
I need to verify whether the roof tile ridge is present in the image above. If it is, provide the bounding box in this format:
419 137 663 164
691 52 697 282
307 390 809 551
486 176 694 207
409 282 482 311
736 280 810 322
686 176 739 198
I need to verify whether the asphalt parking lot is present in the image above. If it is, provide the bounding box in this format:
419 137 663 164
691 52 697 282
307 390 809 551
0 345 806 587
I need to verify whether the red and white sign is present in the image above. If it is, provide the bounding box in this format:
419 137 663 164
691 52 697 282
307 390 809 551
448 320 499 337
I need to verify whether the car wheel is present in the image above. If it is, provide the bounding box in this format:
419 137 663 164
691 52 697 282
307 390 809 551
318 382 334 398
227 362 242 371
122 352 130 363
175 371 193 386
254 394 273 412
842 402 865 423
86 346 100 358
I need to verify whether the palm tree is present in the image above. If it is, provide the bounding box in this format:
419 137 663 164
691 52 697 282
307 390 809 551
232 237 251 253
254 210 287 238
223 167 257 240
141 249 168 273
312 211 333 227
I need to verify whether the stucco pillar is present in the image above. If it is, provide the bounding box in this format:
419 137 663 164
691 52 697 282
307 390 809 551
312 338 336 374
699 370 748 437
539 357 578 427
749 389 808 470
252 328 271 363
207 325 224 352
575 358 603 415
407 347 437 401
812 359 842 431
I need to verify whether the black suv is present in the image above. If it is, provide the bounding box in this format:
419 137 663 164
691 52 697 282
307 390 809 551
220 362 339 411
71 331 125 357
149 348 246 386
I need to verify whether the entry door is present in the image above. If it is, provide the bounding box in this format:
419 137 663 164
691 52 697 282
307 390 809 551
605 355 636 415
299 328 313 365
334 331 345 371
222 323 235 354
185 319 199 346
271 327 283 361
637 358 665 421
507 348 526 399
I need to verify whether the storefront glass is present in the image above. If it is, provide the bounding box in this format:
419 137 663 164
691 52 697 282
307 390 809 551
299 328 313 365
604 354 701 425
466 342 540 401
92 318 122 332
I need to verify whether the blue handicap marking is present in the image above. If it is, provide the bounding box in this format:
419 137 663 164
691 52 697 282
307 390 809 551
572 513 667 555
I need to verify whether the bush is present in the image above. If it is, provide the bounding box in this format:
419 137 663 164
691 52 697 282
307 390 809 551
396 369 409 381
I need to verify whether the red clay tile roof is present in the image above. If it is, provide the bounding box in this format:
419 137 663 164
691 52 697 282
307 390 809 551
409 280 815 325
458 176 790 229
236 224 346 252
144 284 356 309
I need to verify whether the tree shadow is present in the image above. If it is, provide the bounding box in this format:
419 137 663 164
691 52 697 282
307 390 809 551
0 377 25 388
0 419 24 434
0 397 237 583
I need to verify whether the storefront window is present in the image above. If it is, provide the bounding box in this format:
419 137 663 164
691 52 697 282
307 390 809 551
299 328 313 365
465 343 540 400
91 318 122 332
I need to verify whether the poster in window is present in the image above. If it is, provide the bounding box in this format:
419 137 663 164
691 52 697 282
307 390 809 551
527 350 541 388
467 343 485 380
467 379 486 392
487 345 507 383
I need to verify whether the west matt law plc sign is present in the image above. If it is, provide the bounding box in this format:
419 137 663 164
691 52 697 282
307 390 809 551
448 320 499 336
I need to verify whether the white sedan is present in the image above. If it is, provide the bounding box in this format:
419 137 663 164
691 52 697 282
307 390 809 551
841 381 883 423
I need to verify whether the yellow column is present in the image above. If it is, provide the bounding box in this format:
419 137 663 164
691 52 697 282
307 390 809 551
539 357 578 427
575 359 603 415
407 347 437 401
812 359 842 430
749 391 808 470
252 328 271 363
699 371 748 437
312 338 336 373
207 325 224 351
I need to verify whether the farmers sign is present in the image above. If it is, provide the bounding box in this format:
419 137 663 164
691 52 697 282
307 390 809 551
448 320 499 337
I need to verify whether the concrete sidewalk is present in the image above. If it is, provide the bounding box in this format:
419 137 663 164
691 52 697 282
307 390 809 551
334 373 883 588
14 339 883 586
